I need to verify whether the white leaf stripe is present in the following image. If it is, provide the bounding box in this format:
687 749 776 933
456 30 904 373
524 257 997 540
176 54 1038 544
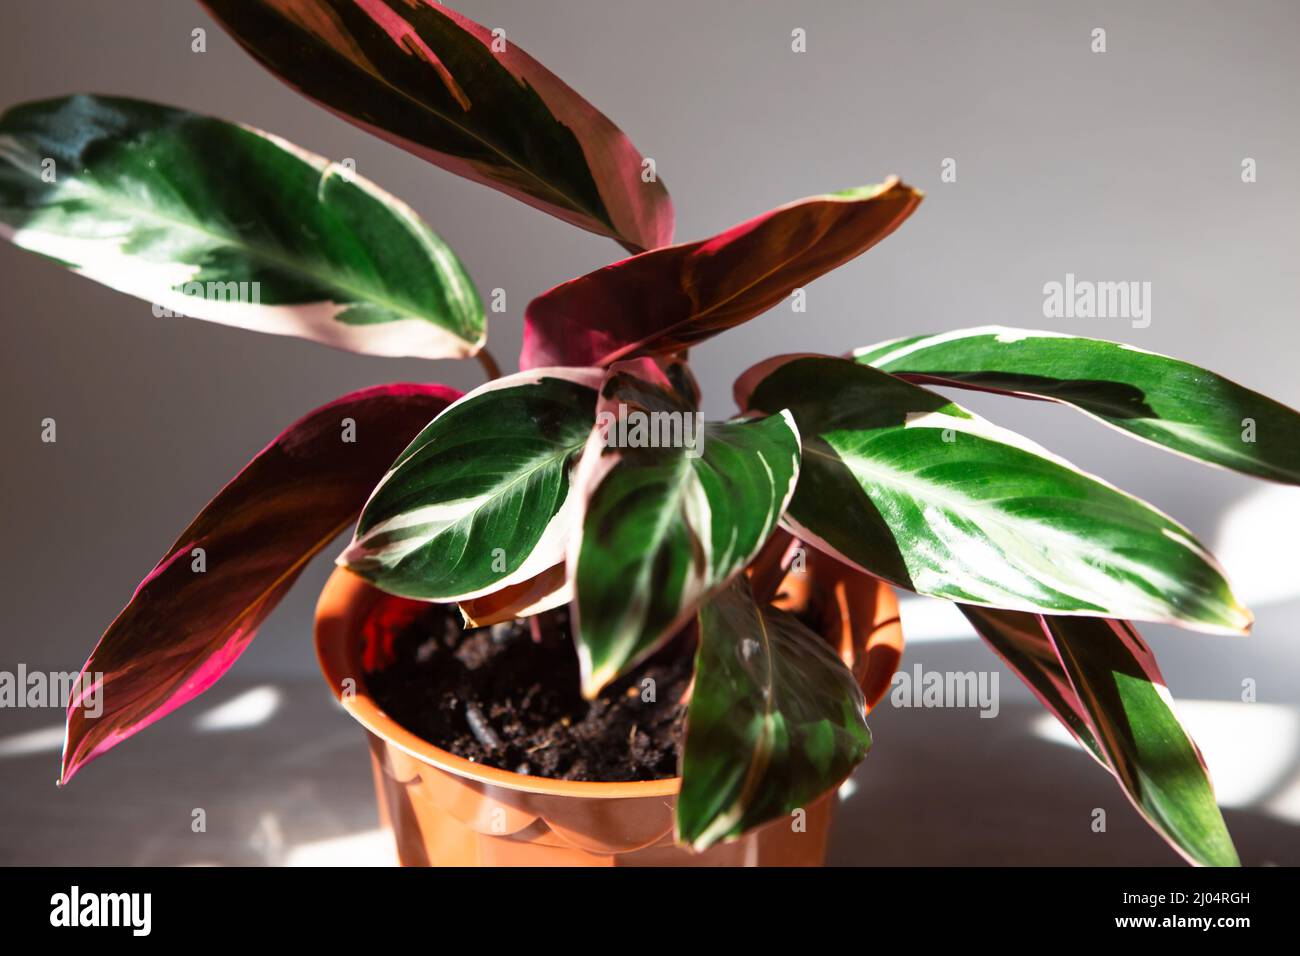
804 435 1201 621
342 371 599 601
345 455 581 604
592 457 699 692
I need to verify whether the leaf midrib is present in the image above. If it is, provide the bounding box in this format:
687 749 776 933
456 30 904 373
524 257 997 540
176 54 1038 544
369 434 585 555
446 441 583 569
604 454 695 666
804 438 1150 547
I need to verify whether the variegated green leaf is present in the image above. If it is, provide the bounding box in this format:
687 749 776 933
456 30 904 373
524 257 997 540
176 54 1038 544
677 576 872 851
736 355 1250 634
202 0 672 253
966 607 1238 867
1046 614 1239 866
855 326 1300 483
571 373 800 695
0 95 484 358
340 368 601 600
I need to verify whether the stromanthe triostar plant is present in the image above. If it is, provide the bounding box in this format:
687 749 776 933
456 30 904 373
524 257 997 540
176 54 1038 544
5 0 1297 866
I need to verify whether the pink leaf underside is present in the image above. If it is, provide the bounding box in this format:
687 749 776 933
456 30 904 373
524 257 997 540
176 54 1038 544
520 179 922 369
60 382 460 783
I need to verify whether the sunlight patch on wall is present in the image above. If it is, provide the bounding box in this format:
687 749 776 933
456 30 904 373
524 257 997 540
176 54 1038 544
1214 485 1300 607
896 595 976 644
193 685 282 732
0 724 63 759
1032 700 1300 814
284 827 394 866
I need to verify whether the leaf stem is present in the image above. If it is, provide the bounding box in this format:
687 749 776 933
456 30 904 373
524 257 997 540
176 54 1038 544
475 348 502 382
749 531 795 605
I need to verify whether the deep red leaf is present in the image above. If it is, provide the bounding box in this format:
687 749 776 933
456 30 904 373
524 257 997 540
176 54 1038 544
60 382 459 783
521 179 921 369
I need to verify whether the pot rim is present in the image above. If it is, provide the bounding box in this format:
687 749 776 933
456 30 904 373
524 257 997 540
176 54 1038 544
314 566 680 800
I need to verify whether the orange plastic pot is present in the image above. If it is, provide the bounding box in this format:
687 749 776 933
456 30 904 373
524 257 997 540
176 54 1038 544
313 547 901 867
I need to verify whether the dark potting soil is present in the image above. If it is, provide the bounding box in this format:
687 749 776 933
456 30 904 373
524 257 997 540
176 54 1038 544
365 605 692 782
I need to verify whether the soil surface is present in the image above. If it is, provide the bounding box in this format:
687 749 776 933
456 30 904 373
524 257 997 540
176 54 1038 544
366 605 692 782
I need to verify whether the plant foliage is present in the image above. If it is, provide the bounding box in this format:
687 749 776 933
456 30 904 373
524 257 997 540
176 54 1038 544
11 0 1298 865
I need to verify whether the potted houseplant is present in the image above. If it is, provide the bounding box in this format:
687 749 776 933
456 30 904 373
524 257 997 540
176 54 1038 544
6 0 1296 866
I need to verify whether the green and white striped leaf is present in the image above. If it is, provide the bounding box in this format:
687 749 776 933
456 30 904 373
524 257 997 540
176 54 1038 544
677 576 872 851
0 95 484 358
737 355 1251 634
856 326 1300 484
571 379 801 696
340 368 601 600
966 606 1238 866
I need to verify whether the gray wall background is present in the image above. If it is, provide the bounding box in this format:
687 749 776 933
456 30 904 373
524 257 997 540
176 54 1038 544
1 2 1297 746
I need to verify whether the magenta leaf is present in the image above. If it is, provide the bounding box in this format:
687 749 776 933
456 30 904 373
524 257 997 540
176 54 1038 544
60 382 460 783
521 180 921 368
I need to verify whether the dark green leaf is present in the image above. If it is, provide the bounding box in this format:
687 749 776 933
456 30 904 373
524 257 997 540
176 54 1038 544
677 576 872 850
